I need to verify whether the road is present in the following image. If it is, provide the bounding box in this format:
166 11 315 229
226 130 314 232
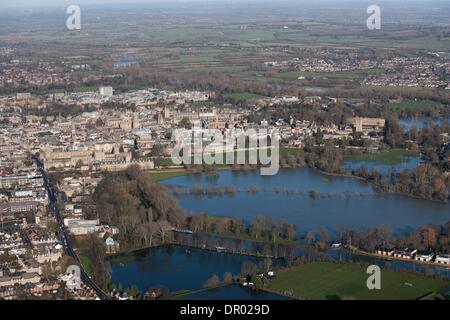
35 158 110 300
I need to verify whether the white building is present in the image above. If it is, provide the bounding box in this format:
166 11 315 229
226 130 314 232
415 251 434 262
435 254 450 265
99 86 114 97
66 219 100 236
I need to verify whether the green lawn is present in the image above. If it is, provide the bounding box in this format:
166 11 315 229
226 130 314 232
385 99 444 111
158 157 177 167
148 170 188 182
280 147 304 157
268 262 450 300
347 148 420 165
78 255 92 277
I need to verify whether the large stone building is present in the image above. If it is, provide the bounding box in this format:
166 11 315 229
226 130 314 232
40 142 133 170
347 117 386 133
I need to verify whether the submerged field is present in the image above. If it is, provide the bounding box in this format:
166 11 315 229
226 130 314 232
268 262 450 300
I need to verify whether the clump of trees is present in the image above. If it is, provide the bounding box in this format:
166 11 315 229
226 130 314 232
186 213 297 243
280 152 305 168
305 228 332 249
203 274 221 288
187 214 244 235
353 163 449 202
80 233 111 289
384 115 404 148
343 221 450 254
249 216 297 242
93 165 186 250
304 140 344 174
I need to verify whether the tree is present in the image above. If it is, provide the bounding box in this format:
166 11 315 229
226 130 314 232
157 220 172 244
150 144 165 157
96 118 105 126
203 274 221 288
179 117 192 129
250 216 272 239
223 272 233 284
240 261 258 277
305 230 316 244
83 233 111 289
75 160 84 169
421 227 438 249
283 223 297 240
384 115 404 148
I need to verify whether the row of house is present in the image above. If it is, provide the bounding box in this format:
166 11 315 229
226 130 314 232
375 246 450 265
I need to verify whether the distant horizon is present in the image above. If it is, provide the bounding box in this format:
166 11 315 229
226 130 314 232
0 0 444 9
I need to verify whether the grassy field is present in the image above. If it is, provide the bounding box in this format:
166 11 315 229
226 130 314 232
268 262 450 300
277 68 386 82
347 148 420 165
279 147 304 157
385 99 444 111
148 170 188 182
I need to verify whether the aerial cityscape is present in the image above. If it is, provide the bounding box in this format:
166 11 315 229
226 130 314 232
0 0 449 305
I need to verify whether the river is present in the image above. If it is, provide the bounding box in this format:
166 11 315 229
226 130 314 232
162 168 450 235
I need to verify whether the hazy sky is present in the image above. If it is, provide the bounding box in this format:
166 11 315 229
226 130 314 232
0 0 436 8
0 0 442 12
2 0 211 7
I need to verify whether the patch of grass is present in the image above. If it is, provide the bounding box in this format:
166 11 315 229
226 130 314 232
268 262 450 300
158 157 177 167
78 255 92 277
385 99 444 111
347 148 420 165
279 147 304 157
148 170 188 182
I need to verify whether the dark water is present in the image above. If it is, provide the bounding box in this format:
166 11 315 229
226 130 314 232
163 168 450 235
110 245 283 293
179 284 291 300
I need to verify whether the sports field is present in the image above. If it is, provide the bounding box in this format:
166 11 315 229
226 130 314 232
268 262 450 300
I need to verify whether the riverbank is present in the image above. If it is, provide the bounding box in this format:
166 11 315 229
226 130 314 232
110 239 285 260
